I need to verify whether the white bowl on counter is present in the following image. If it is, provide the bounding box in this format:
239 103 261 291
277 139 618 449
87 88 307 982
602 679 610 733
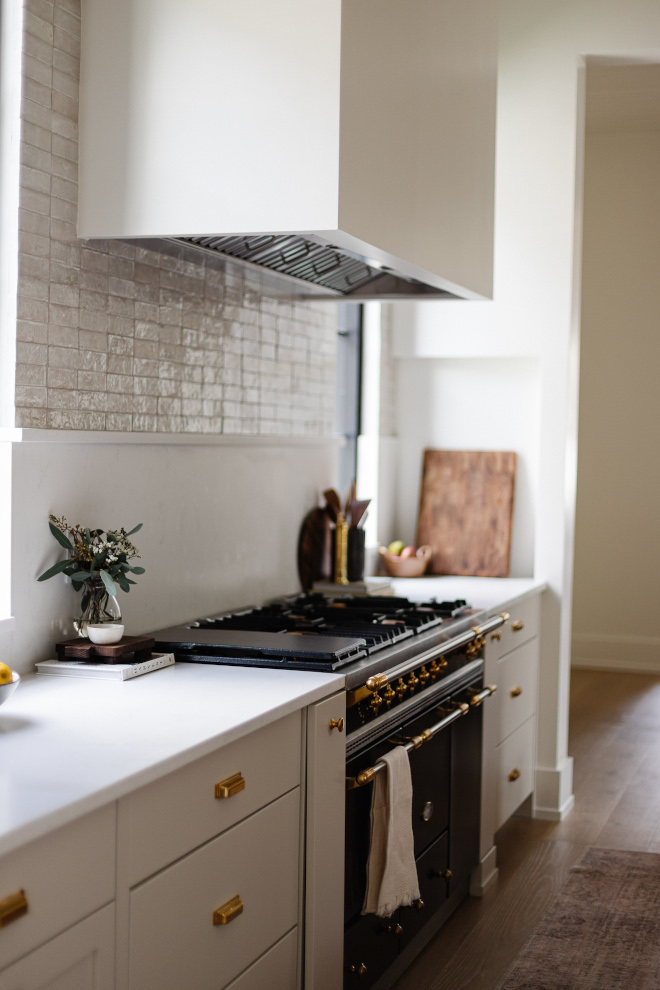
0 672 20 707
87 623 125 645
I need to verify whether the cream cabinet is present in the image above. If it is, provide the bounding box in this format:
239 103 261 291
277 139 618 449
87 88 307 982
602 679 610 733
0 805 116 977
0 692 346 990
472 593 540 895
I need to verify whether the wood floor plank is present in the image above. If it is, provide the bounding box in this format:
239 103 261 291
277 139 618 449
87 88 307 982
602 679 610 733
391 669 660 990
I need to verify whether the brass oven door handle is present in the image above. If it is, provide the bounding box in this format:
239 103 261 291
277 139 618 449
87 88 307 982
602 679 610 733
213 895 243 925
0 890 29 928
215 772 245 799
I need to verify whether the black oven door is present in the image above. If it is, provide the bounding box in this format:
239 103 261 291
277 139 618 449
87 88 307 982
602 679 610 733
343 678 483 989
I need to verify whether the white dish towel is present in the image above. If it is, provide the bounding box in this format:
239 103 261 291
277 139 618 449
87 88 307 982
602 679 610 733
362 745 420 917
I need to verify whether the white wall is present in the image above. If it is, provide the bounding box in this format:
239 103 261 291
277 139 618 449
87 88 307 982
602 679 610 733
389 0 660 819
572 121 660 672
0 434 336 676
394 357 540 578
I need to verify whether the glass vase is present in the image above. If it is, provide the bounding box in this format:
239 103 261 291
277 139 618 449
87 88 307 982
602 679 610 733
74 579 122 638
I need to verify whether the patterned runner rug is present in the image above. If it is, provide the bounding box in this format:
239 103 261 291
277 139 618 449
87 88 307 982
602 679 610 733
497 847 660 989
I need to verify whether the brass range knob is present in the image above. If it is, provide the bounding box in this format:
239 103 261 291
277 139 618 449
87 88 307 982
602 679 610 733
383 684 396 706
490 631 501 641
407 672 420 691
347 963 368 978
428 657 447 677
395 678 408 699
418 665 430 684
368 693 383 713
329 717 344 732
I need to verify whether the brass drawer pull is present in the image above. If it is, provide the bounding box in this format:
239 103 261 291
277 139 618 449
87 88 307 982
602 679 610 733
0 890 28 928
508 768 521 782
329 717 344 732
215 772 245 799
512 620 524 632
213 895 243 925
510 685 522 697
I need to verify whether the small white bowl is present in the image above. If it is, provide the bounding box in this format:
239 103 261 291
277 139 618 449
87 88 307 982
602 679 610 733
87 623 124 645
0 672 20 707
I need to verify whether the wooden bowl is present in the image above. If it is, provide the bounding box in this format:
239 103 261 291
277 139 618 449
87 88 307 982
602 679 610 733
379 545 432 578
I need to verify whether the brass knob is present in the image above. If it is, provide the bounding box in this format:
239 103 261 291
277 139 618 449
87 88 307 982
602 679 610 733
418 665 430 683
415 899 425 912
368 693 383 713
0 890 28 928
348 963 368 978
215 772 245 799
509 768 521 782
510 686 522 698
213 894 243 925
420 800 434 822
329 717 344 732
512 619 524 632
490 631 501 641
395 678 408 699
431 868 452 881
385 922 403 936
407 672 419 691
383 684 396 705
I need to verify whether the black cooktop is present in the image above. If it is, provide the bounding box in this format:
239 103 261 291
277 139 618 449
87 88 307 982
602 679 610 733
152 594 471 673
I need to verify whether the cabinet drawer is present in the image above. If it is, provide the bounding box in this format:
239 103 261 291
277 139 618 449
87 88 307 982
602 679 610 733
495 639 538 744
128 788 300 990
0 805 115 970
224 929 298 990
0 902 115 990
487 594 539 660
495 716 535 830
124 711 301 884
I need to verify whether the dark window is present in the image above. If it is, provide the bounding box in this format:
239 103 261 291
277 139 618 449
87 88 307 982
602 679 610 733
335 304 362 497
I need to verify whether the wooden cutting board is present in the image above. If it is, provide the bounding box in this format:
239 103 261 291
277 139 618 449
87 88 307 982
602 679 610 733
416 450 516 577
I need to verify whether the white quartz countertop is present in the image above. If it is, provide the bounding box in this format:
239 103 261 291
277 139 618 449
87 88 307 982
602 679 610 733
391 576 547 612
0 663 343 856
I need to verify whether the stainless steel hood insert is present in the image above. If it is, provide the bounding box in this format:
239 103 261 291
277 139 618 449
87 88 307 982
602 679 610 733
179 234 456 299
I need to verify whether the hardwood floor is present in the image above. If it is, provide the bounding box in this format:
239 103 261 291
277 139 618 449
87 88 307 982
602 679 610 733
393 668 660 990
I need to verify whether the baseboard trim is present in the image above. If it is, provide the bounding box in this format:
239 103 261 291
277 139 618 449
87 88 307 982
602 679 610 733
572 656 660 675
470 846 498 896
534 794 575 821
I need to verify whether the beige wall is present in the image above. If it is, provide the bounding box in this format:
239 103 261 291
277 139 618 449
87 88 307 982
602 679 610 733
572 74 660 671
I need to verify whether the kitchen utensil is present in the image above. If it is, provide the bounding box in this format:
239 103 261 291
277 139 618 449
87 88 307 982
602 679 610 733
323 489 341 521
297 507 332 590
379 545 432 578
349 498 370 528
416 449 516 577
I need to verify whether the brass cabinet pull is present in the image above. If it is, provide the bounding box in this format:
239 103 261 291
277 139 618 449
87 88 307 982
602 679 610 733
510 685 522 698
385 922 403 936
431 868 452 880
512 619 524 632
415 898 425 912
213 894 243 925
215 772 245 799
0 890 28 928
347 963 368 977
329 717 344 732
508 768 521 782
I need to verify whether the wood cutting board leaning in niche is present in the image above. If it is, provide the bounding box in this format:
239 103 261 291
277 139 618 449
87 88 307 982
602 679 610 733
416 450 516 577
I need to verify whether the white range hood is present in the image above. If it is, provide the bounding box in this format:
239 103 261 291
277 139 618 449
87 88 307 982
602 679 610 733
78 0 497 300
